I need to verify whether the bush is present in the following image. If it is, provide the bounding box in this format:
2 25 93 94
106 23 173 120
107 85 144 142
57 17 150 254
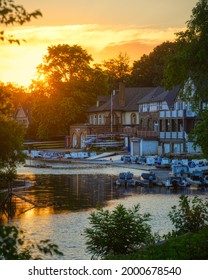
0 225 63 260
167 195 208 237
84 204 154 259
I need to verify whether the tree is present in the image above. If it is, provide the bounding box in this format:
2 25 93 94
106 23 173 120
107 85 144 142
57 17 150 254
167 195 208 237
0 225 63 259
29 94 79 140
162 0 208 156
0 82 12 115
189 108 208 157
130 41 176 87
0 83 25 177
102 53 131 92
0 0 42 44
163 0 208 104
29 44 108 140
0 0 42 156
36 44 93 88
84 204 154 259
0 115 25 175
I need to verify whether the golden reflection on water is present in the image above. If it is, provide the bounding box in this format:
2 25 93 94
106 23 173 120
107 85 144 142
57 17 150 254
23 205 55 218
1 162 208 259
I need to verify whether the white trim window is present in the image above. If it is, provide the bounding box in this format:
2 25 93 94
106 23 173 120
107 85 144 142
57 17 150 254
98 114 102 125
131 113 137 125
153 120 159 132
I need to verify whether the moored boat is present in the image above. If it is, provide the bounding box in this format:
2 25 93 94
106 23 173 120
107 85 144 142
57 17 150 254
165 176 189 190
186 171 205 189
155 157 171 169
136 172 163 187
115 172 136 187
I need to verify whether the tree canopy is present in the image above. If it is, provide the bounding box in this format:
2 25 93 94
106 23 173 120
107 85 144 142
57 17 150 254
0 83 25 177
0 1 42 176
102 53 131 92
29 44 108 140
163 0 208 104
130 41 176 87
36 44 93 88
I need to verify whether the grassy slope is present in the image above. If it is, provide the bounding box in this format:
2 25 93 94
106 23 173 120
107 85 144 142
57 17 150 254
106 226 208 260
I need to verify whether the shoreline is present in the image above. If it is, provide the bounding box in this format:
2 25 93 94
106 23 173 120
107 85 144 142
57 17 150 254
17 157 171 183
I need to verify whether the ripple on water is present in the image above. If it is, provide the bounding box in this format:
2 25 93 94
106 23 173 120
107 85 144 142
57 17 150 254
4 161 208 259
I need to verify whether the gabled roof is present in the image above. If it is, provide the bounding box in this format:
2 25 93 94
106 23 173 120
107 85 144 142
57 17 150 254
87 86 180 113
87 87 155 113
138 86 180 108
14 102 31 119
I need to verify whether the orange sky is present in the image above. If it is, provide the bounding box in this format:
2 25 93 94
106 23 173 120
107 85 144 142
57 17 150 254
0 0 198 86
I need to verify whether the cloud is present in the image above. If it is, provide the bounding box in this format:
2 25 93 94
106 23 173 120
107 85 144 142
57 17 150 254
1 24 182 85
7 24 180 52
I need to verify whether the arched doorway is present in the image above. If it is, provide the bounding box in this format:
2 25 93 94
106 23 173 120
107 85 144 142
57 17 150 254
72 133 78 148
80 133 86 148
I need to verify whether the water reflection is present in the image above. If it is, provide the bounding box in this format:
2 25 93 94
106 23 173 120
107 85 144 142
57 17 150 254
1 172 208 259
1 173 207 221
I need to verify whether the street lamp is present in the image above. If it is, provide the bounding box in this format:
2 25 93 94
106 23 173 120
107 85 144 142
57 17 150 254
111 90 116 134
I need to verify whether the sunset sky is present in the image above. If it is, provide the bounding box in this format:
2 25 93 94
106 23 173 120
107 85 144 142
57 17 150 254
0 0 198 86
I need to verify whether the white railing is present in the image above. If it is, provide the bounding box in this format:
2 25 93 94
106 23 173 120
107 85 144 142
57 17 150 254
159 132 184 139
159 110 184 118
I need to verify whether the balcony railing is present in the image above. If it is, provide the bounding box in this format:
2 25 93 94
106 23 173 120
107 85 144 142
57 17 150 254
159 110 184 118
160 131 184 139
160 109 197 118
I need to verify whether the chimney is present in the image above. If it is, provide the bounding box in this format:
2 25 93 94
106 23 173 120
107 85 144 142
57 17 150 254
119 82 125 107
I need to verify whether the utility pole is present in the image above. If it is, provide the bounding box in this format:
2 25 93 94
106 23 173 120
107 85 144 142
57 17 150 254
111 90 116 135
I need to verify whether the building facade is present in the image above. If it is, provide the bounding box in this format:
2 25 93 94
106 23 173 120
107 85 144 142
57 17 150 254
69 83 155 148
70 83 201 154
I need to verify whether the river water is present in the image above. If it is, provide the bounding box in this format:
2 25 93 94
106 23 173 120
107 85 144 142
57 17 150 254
1 160 208 260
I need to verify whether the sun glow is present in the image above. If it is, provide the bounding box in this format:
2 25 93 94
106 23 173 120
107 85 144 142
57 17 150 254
0 24 180 86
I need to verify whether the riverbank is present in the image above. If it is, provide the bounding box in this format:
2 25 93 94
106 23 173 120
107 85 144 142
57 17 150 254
22 154 170 182
106 225 208 260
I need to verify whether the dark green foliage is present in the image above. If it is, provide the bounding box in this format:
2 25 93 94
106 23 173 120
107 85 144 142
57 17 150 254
130 41 176 87
84 204 154 259
189 108 208 158
105 195 208 260
106 226 208 260
167 195 208 236
29 44 109 140
0 115 25 173
163 0 208 157
0 225 63 260
163 0 208 104
0 83 26 176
